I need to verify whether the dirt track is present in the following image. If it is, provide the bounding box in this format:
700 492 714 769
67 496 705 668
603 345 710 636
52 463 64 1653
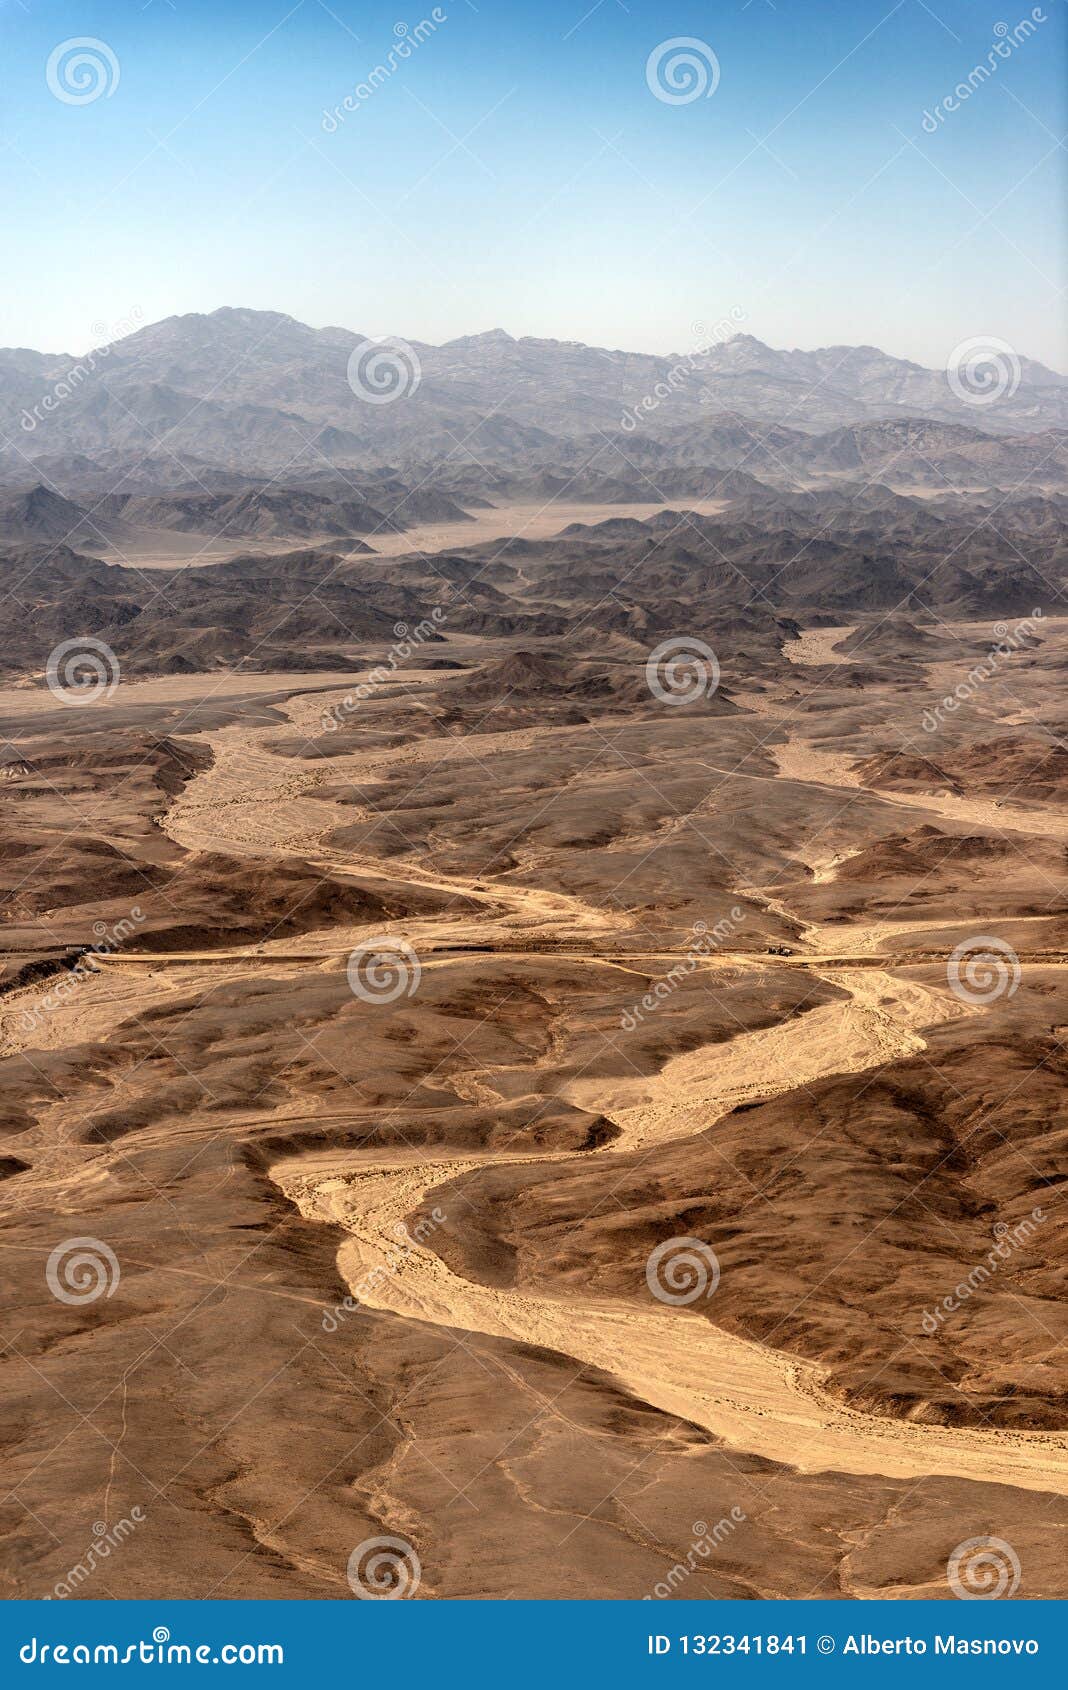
93 945 1068 970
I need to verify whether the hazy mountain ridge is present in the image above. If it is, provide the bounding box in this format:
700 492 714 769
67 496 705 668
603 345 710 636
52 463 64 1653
3 310 1065 487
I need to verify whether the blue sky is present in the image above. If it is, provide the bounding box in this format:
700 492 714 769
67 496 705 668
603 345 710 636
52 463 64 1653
1 0 1065 368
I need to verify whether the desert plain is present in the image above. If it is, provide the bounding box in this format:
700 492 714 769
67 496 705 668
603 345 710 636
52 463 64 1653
0 315 1066 1601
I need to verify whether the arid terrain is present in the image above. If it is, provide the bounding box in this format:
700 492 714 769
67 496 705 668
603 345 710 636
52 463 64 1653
1 314 1066 1602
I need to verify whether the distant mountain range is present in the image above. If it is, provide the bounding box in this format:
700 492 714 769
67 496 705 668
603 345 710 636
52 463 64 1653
1 478 1057 682
2 317 1063 683
2 309 1065 487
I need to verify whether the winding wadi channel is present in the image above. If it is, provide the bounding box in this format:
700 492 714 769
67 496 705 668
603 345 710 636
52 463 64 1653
108 677 1068 1500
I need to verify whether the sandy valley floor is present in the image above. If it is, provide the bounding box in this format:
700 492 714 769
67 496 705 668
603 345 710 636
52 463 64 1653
2 596 1066 1600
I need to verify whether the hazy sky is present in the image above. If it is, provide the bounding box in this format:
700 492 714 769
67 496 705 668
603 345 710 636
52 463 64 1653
2 0 1065 369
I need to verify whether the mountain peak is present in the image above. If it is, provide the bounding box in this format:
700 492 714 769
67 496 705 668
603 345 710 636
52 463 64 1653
206 306 305 328
442 328 516 348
